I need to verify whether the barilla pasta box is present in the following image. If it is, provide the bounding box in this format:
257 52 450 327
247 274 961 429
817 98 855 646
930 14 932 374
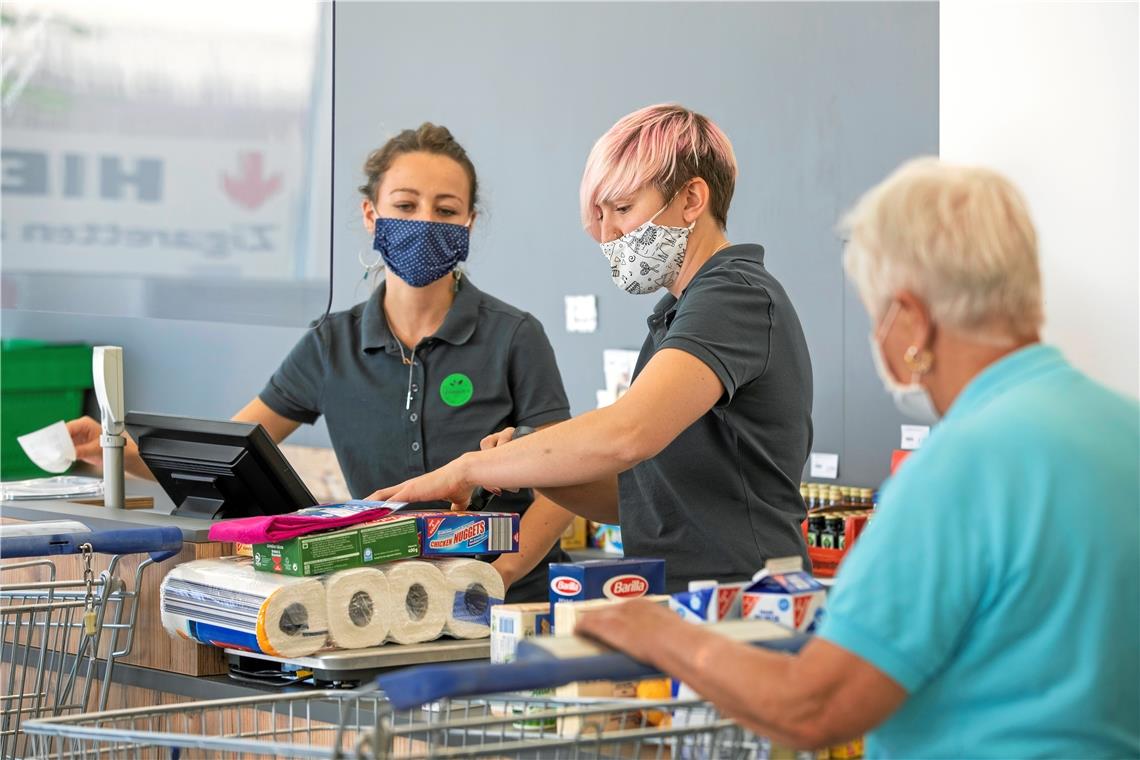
403 511 520 556
741 557 826 633
547 558 666 626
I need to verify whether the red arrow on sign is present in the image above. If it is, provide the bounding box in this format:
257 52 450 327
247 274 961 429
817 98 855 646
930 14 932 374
222 152 282 210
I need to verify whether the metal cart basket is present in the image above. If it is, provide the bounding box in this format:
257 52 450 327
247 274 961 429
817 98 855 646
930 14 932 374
23 618 806 759
0 523 183 759
21 689 775 759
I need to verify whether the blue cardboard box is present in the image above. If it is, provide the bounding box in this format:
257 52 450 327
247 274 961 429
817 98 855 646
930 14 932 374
547 558 666 623
403 511 521 556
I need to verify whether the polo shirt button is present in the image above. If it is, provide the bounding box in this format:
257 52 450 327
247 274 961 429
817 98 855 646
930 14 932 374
411 442 420 452
410 412 418 422
412 384 419 392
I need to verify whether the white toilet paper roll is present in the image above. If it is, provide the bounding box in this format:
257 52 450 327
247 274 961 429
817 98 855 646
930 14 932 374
159 556 328 658
382 560 449 645
428 558 505 639
325 568 391 649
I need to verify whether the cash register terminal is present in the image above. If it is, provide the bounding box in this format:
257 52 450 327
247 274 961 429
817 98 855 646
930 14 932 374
125 412 317 520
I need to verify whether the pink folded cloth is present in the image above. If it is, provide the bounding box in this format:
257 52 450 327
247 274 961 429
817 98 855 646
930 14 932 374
206 501 401 544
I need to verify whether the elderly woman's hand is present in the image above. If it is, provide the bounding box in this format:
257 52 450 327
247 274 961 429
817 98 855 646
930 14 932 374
573 598 680 665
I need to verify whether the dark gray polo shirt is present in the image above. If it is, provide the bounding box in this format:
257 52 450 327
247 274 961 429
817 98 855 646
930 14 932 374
619 244 813 592
260 277 571 601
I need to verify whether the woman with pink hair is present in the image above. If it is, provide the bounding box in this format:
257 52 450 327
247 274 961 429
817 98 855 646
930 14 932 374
373 104 814 592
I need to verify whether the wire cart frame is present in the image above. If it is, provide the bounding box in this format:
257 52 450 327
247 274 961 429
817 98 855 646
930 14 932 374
1 524 183 759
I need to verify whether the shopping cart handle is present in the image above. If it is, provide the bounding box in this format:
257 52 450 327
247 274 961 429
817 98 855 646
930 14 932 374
375 632 811 710
0 526 183 562
377 652 655 710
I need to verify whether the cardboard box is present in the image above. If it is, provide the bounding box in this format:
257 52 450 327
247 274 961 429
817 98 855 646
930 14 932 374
674 580 749 623
252 516 420 576
404 511 520 556
550 594 671 735
741 557 826 633
560 516 588 551
547 558 666 624
490 603 555 727
555 678 639 736
490 603 553 665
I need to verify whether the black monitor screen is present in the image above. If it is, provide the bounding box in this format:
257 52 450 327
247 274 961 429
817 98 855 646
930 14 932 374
125 413 317 520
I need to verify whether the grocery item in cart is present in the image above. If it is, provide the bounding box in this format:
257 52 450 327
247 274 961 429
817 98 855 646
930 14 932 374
160 556 329 657
550 595 670 736
547 557 666 625
741 557 826 633
672 579 749 623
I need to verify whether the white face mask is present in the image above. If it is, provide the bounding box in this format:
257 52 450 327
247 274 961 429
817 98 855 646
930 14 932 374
869 304 940 424
600 202 693 295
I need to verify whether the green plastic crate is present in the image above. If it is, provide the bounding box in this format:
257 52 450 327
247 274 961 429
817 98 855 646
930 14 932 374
0 340 93 481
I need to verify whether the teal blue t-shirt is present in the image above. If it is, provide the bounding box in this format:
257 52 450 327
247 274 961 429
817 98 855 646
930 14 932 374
819 345 1139 758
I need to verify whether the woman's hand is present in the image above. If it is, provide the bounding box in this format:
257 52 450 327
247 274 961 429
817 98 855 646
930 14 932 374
66 416 106 466
480 427 516 451
471 427 520 503
367 455 476 510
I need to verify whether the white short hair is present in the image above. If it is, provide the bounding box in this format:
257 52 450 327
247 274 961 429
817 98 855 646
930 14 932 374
841 157 1043 342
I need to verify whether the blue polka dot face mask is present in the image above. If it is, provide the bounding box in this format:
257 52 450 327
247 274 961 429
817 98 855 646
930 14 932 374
372 216 472 287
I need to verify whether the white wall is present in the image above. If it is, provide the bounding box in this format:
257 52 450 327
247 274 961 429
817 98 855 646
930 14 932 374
940 0 1139 399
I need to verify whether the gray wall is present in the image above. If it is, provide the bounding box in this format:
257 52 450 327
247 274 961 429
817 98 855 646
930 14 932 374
2 1 938 487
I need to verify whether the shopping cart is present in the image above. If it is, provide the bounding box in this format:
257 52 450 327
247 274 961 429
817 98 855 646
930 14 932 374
0 523 183 759
22 619 807 759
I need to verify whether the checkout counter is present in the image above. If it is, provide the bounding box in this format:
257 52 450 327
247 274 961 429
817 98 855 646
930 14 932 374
1 480 509 706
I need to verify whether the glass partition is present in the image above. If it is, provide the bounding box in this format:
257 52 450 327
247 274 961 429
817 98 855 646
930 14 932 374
1 1 332 325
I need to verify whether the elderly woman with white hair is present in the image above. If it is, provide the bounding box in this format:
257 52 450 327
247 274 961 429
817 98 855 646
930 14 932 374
576 158 1140 758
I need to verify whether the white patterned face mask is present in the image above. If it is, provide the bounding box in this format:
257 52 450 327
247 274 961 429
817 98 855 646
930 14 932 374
600 203 694 295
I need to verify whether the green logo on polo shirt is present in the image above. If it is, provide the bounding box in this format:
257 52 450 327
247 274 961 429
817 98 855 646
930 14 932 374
440 373 474 407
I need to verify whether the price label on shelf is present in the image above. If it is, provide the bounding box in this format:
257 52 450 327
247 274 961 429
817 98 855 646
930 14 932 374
809 452 839 479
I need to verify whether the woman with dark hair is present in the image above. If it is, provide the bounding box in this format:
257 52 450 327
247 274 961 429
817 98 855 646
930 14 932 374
67 123 573 602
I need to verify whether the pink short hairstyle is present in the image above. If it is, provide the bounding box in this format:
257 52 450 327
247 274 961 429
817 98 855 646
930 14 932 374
580 104 738 239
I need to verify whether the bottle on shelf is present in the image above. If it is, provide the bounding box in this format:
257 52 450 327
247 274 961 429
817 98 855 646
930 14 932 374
807 516 826 548
820 517 840 549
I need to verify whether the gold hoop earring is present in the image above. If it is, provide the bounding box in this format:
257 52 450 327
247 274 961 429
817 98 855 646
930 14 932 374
903 345 933 376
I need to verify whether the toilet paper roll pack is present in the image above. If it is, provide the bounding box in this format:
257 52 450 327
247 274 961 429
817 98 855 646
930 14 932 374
429 558 505 639
160 556 328 658
383 560 450 644
325 568 391 649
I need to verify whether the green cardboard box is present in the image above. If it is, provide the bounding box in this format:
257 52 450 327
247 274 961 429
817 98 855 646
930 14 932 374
252 516 420 576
